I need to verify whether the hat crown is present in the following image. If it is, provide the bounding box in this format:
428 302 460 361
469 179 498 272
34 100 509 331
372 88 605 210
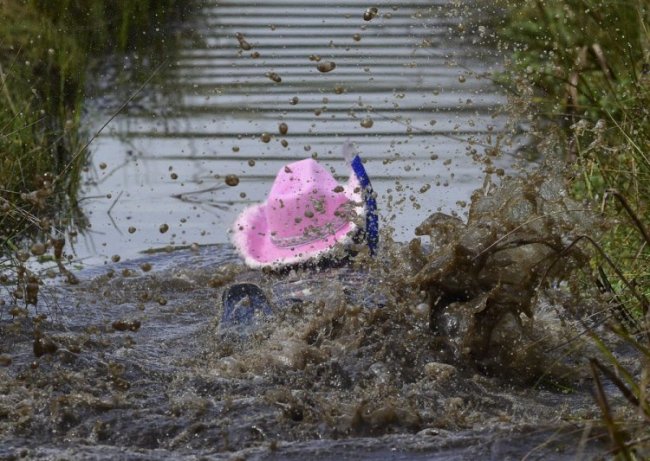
265 159 352 246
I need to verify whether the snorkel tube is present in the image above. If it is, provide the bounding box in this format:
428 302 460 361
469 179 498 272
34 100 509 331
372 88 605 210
344 142 379 255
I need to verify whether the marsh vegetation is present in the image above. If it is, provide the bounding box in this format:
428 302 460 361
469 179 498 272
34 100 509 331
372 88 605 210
501 0 649 455
0 0 188 262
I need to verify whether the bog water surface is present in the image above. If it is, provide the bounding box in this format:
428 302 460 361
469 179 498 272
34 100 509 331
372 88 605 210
77 0 513 266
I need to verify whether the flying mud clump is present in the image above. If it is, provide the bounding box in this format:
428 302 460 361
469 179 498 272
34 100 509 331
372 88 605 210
410 170 600 374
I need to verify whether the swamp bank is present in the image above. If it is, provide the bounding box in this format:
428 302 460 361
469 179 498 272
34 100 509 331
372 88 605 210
0 0 190 255
500 1 650 455
500 0 650 311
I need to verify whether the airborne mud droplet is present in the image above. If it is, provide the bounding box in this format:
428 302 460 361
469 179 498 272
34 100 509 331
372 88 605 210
266 72 282 83
159 224 169 234
317 61 336 73
225 174 240 187
278 122 288 135
30 243 46 256
360 117 374 128
235 32 252 50
363 7 378 21
261 132 272 143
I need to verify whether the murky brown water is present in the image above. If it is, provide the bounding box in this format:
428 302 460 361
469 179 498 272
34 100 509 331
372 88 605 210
0 168 614 459
0 1 618 459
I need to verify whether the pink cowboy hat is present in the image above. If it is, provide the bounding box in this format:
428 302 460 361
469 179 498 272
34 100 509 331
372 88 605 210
231 158 364 268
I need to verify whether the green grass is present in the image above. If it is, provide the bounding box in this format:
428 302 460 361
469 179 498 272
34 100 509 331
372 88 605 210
500 0 649 310
501 0 649 199
0 0 189 261
500 0 649 456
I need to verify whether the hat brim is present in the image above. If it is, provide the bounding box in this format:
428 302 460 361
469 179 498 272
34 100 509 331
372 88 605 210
232 177 363 268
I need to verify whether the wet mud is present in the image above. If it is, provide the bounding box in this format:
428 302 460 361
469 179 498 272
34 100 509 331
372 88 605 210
0 169 613 459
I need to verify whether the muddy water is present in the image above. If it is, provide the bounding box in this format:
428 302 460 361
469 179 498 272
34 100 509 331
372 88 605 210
0 1 615 459
0 173 612 459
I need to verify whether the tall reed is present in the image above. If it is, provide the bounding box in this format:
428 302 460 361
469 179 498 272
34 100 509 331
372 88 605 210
0 0 189 255
501 0 649 455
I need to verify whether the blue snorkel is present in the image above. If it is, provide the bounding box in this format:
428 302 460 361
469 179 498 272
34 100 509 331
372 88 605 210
344 142 379 256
